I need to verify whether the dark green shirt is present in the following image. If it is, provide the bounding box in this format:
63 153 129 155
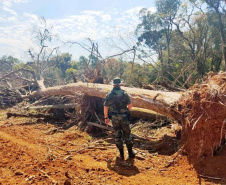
104 87 131 113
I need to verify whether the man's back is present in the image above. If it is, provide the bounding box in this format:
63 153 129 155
105 87 131 113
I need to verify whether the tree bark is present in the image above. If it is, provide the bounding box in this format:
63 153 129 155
130 107 167 120
25 83 182 121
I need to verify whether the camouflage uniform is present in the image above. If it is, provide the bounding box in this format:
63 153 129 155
104 86 133 150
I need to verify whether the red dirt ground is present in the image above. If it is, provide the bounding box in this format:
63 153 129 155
0 110 225 185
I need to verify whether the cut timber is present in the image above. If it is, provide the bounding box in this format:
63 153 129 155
26 103 77 110
27 83 183 121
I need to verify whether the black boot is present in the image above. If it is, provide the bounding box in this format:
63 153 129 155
128 147 135 159
119 148 124 159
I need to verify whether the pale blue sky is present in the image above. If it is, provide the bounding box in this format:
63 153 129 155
0 0 156 61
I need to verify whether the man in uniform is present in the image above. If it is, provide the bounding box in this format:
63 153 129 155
104 78 135 159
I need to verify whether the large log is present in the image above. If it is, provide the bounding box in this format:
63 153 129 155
26 83 182 120
130 107 167 120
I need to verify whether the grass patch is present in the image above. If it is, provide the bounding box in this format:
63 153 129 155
86 135 92 142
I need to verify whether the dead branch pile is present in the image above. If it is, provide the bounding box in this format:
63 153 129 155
31 95 82 123
178 71 226 157
0 87 23 108
9 93 107 135
76 95 107 136
8 95 80 125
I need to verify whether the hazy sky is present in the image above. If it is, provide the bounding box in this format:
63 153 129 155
0 0 156 61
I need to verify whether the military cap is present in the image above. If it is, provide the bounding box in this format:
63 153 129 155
113 78 121 85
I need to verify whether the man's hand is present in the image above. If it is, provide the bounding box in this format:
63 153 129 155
104 106 110 125
127 103 133 111
105 118 110 125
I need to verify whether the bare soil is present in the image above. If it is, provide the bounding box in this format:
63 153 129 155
0 110 225 185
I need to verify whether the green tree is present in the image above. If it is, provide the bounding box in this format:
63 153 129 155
103 58 121 83
49 53 72 78
204 0 226 70
136 10 166 79
0 55 20 75
122 62 152 87
135 0 225 87
136 0 180 81
156 0 180 70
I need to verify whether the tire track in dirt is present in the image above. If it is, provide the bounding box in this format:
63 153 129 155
0 130 47 154
0 130 51 185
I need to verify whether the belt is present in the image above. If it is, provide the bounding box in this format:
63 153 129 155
111 112 128 115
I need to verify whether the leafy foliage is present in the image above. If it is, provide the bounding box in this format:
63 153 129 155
135 0 225 88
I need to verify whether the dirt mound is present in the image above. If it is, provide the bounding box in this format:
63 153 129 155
179 71 226 158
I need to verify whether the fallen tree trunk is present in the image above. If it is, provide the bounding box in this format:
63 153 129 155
25 83 182 121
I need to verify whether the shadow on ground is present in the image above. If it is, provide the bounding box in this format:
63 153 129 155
107 157 140 177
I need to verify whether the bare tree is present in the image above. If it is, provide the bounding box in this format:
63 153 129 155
67 38 136 83
0 17 61 94
28 17 60 89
